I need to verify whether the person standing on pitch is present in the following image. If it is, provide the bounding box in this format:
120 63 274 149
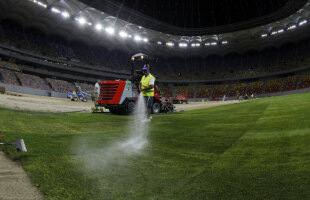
94 80 101 107
139 64 155 122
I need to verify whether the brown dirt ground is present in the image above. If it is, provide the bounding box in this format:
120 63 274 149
0 92 239 113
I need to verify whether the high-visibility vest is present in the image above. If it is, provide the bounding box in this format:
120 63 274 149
141 74 155 96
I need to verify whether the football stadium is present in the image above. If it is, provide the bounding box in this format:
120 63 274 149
0 0 310 199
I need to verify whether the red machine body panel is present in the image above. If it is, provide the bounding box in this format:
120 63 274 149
98 81 126 105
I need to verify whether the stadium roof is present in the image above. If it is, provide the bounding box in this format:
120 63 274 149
0 0 310 56
78 0 307 35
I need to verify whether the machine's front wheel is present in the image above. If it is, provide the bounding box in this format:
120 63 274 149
127 101 136 114
152 102 161 114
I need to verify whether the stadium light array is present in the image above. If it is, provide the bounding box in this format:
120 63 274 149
211 42 217 46
105 27 115 35
75 17 86 25
287 25 296 30
179 42 188 47
51 7 61 14
32 0 47 8
191 43 201 47
134 35 142 41
271 31 278 35
166 42 175 47
261 33 268 38
299 20 307 26
95 24 103 31
119 31 128 38
61 11 70 18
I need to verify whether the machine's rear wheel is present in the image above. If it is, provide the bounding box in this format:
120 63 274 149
152 102 161 114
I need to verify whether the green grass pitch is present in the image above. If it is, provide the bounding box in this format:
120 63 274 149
1 92 310 200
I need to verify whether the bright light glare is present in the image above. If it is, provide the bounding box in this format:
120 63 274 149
222 41 228 44
205 43 211 46
179 43 188 47
142 38 148 42
271 31 278 35
32 0 47 8
61 11 70 18
261 34 268 38
119 31 128 38
134 35 142 41
105 27 115 35
51 8 61 13
191 43 201 47
211 42 217 46
287 25 296 30
95 24 103 31
277 29 284 33
166 42 174 47
37 1 47 8
299 20 307 26
76 17 86 25
157 41 162 45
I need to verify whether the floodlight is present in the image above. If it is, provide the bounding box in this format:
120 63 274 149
191 43 201 47
211 42 217 46
105 27 115 35
51 7 61 14
271 31 277 35
287 25 296 30
119 31 128 38
61 11 70 18
134 35 142 41
95 24 103 31
76 17 86 25
222 41 228 45
142 38 148 42
261 34 268 38
299 20 307 26
179 43 188 47
33 1 47 8
277 29 284 33
166 42 174 47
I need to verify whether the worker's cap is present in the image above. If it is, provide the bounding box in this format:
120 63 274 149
142 65 149 71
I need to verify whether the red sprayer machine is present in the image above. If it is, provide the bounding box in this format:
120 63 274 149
96 53 174 114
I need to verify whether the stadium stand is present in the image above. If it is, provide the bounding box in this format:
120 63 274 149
212 85 229 99
15 72 50 90
0 68 19 86
196 86 211 98
230 83 247 96
298 72 310 89
282 75 298 91
46 78 75 93
174 86 195 98
247 81 264 95
265 79 282 93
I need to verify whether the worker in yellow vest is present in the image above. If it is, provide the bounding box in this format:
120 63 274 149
139 64 155 122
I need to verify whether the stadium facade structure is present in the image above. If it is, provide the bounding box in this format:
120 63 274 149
0 0 310 99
